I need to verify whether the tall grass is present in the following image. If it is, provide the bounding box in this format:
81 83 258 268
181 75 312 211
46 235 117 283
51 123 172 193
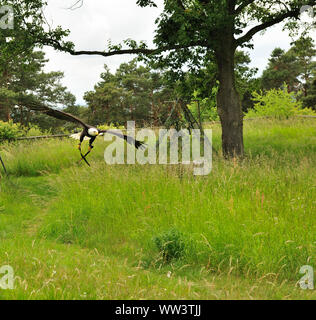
0 138 105 176
0 118 315 299
38 153 315 281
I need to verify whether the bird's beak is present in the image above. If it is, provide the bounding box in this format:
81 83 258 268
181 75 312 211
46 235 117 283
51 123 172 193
96 132 99 136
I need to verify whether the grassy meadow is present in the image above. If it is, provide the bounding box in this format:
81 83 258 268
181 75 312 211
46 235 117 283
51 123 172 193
0 118 315 300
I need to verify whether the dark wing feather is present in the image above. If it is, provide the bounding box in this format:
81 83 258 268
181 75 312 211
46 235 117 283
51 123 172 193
25 102 88 129
100 130 146 149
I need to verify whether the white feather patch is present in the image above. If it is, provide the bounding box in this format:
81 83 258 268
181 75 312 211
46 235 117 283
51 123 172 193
69 133 90 141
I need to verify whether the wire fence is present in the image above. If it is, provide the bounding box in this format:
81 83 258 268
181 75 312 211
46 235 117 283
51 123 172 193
2 115 315 142
16 134 70 140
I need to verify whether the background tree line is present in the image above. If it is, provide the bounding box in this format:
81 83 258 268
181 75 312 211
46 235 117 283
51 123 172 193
1 35 315 133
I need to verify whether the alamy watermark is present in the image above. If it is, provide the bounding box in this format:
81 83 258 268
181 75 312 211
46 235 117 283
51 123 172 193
300 5 315 23
0 5 14 30
103 122 213 176
0 265 14 290
299 265 314 290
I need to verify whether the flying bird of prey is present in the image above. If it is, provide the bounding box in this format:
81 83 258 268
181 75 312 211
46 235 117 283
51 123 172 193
25 103 145 165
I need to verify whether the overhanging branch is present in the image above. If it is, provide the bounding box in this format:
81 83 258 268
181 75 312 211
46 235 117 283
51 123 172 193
236 8 300 45
236 1 316 45
41 37 208 58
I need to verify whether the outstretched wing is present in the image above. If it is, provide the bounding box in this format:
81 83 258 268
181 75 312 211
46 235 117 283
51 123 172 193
100 130 146 149
25 102 88 129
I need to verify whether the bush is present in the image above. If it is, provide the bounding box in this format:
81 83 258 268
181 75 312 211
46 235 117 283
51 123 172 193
245 86 316 119
153 228 186 263
97 123 125 131
0 121 51 142
0 121 23 142
25 124 51 137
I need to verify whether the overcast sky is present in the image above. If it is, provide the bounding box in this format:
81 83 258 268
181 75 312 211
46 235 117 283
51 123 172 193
43 0 316 105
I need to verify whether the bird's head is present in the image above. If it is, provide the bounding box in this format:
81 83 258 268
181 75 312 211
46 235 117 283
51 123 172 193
88 128 99 137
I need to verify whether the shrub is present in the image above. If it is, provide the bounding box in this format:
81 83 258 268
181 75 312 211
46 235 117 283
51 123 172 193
25 124 51 137
245 86 316 119
0 121 50 142
0 121 23 142
97 123 125 131
153 228 186 262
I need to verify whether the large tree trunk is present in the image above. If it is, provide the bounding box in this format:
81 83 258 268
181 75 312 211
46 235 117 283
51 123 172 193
215 40 244 158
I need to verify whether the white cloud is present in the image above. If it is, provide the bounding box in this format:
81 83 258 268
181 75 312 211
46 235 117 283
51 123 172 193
43 0 164 104
42 1 316 105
